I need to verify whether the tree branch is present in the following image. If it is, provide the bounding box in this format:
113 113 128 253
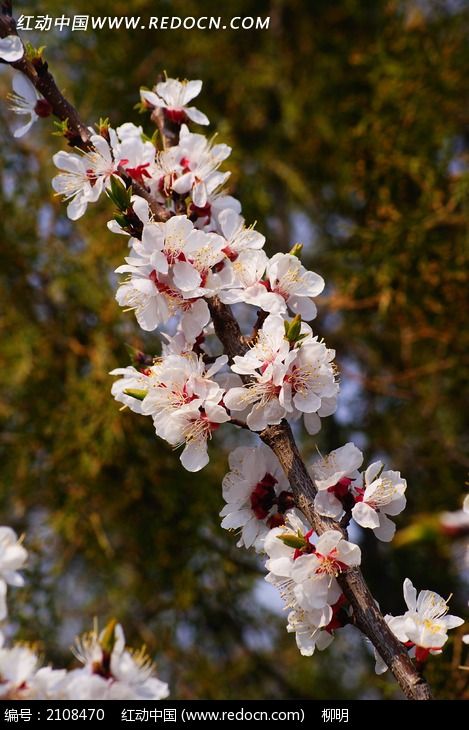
3 5 432 700
208 296 432 701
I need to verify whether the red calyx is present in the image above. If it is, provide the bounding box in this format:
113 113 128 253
34 99 53 118
165 108 187 125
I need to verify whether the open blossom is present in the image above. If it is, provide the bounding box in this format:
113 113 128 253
115 257 210 339
52 134 116 220
0 35 23 62
220 445 294 550
223 253 324 320
352 462 407 542
113 123 158 187
311 443 363 519
141 78 209 126
8 73 52 138
165 124 231 208
0 639 39 699
287 608 335 657
130 352 230 472
225 315 338 433
0 527 27 620
375 579 464 672
215 208 265 257
290 530 361 612
69 622 169 700
133 215 227 296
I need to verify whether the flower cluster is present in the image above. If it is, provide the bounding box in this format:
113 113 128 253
7 66 465 678
264 511 360 655
311 442 407 542
0 526 168 700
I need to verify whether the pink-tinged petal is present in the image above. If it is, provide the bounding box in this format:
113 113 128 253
317 396 337 417
351 501 380 530
185 107 209 125
266 556 293 578
52 150 83 174
336 540 361 567
224 387 248 413
172 172 193 195
67 195 88 221
242 518 260 548
221 510 252 529
403 578 417 612
0 580 7 621
12 72 38 104
383 494 407 516
388 615 412 643
292 390 321 414
373 513 396 542
204 402 230 424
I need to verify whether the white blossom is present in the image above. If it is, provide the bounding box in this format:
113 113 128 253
0 527 27 621
8 73 51 138
224 253 324 320
375 579 464 670
225 316 338 433
52 134 116 220
352 462 407 542
220 445 293 551
311 443 363 519
141 78 209 126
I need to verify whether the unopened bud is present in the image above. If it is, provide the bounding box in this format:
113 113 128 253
289 243 303 259
278 532 307 549
123 388 147 401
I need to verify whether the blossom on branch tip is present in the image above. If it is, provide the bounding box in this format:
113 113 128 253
374 579 464 672
141 78 209 126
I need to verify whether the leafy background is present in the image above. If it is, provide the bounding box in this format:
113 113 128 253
0 0 468 699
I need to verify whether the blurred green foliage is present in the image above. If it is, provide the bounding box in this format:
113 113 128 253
0 0 467 699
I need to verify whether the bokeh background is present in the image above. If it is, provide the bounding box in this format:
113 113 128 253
0 0 468 699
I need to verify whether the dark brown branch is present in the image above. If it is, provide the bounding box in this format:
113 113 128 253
208 296 432 701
